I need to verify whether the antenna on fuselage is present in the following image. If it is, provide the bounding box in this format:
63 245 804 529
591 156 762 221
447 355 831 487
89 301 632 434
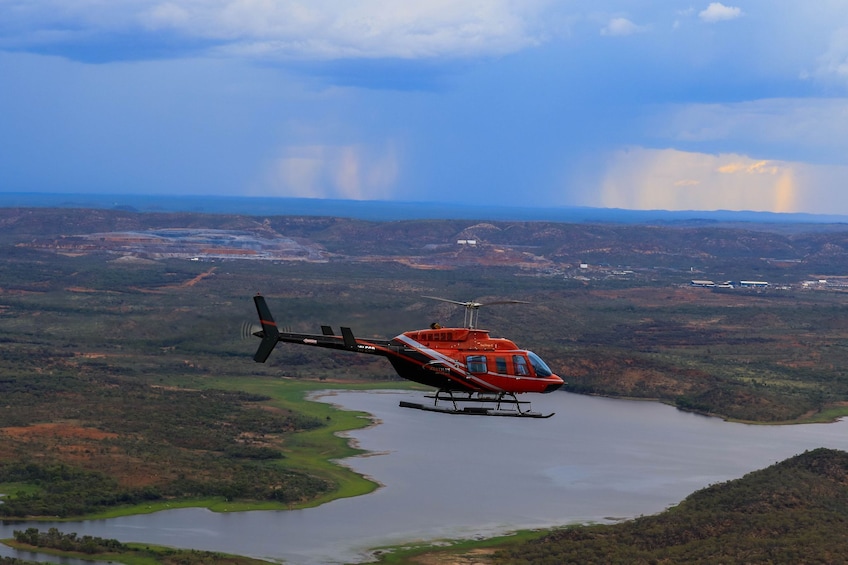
422 296 530 329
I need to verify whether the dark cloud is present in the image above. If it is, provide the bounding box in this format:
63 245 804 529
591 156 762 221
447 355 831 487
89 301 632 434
2 29 223 64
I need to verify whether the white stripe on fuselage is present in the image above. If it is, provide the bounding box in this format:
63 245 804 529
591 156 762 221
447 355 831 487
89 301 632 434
394 334 506 392
394 334 464 370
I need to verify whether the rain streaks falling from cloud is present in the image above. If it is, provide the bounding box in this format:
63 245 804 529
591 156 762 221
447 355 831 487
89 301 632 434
260 142 400 200
597 148 800 213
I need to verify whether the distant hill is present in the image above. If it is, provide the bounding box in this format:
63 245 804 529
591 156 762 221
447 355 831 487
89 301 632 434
2 192 848 224
4 206 848 277
494 448 848 564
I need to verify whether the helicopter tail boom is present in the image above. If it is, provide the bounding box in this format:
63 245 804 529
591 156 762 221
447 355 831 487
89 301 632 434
251 295 394 363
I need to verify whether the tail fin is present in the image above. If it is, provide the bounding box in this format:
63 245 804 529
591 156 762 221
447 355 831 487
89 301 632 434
253 295 280 363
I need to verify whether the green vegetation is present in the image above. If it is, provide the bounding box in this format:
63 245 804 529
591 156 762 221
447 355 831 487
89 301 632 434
546 289 848 422
4 527 270 564
372 529 550 564
0 376 336 518
490 448 848 564
14 527 127 553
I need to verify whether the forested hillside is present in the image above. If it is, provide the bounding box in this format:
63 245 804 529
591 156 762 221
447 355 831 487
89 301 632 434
494 448 848 564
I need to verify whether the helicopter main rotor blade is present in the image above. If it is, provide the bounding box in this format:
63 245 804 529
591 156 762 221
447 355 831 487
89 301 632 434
422 296 476 307
422 296 530 308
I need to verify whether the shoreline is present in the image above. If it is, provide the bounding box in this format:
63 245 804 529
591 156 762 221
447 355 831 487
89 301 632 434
4 383 846 523
1 537 273 565
0 381 425 521
573 391 848 425
4 383 848 564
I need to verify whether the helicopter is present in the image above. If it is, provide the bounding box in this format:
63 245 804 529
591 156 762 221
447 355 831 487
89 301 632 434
250 294 564 418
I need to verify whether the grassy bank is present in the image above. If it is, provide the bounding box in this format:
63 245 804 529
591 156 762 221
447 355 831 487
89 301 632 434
370 529 551 564
201 378 425 508
0 379 421 520
2 537 272 564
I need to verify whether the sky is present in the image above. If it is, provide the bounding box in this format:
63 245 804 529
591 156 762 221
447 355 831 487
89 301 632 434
2 1 848 215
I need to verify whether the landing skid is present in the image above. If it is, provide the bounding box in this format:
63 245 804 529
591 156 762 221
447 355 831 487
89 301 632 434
399 390 554 419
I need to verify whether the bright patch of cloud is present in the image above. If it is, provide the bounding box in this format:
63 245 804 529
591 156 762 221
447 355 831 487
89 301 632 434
698 3 743 24
256 141 400 200
595 147 802 212
592 146 848 215
717 160 781 175
188 0 552 59
0 0 558 60
601 17 646 37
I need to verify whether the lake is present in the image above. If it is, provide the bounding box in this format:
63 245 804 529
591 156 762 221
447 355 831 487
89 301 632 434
3 390 848 564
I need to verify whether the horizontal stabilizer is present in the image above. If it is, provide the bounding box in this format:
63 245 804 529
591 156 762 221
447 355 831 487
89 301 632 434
341 326 356 348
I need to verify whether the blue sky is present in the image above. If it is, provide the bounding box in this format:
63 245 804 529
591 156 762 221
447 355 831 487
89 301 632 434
2 1 848 214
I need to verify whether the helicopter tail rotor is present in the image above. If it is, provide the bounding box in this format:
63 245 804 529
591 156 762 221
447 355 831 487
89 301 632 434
240 321 262 340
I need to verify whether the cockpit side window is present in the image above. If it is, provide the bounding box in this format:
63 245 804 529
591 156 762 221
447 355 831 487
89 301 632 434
512 355 529 376
527 351 553 377
495 357 508 374
466 355 487 374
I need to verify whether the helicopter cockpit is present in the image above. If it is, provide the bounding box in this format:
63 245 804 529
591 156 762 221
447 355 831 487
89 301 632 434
526 351 553 377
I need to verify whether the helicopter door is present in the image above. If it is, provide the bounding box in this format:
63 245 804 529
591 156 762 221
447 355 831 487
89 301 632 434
466 355 487 374
512 355 529 376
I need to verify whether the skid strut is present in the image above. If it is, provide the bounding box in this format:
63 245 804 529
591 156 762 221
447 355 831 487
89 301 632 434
399 389 554 418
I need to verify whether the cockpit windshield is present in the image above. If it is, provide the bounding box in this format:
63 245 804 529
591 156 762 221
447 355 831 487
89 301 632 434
527 351 553 377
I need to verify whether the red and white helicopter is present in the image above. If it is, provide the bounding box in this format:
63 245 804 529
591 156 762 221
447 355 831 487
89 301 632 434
250 295 564 418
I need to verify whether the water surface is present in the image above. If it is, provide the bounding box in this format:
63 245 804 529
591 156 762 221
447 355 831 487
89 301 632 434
3 390 848 564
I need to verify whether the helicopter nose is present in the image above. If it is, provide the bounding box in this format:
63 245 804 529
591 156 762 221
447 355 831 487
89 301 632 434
544 375 564 393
